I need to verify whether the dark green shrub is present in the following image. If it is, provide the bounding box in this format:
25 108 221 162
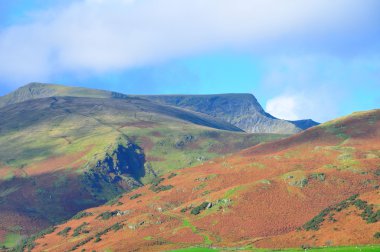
72 211 93 220
310 173 326 181
181 207 189 213
168 173 177 179
149 184 174 193
73 222 89 237
303 212 328 231
70 236 94 251
158 185 173 191
335 199 351 212
151 177 164 186
364 210 380 224
360 205 375 223
303 194 379 231
374 232 380 239
190 202 210 215
111 222 124 232
149 176 174 192
93 222 124 243
96 210 119 220
348 194 359 201
130 193 142 200
57 227 71 237
328 214 337 223
353 199 367 209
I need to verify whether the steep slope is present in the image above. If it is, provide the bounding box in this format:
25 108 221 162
31 109 380 252
138 94 319 134
0 83 319 134
0 96 284 248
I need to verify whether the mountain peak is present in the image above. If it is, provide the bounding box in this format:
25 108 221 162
19 82 67 91
0 82 114 108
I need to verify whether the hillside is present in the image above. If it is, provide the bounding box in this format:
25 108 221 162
137 94 319 134
0 83 319 134
0 95 284 249
29 109 380 252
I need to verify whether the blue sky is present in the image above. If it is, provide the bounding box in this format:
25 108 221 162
0 0 379 122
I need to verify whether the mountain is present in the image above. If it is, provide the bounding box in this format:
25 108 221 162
0 93 285 248
29 109 380 251
0 83 319 134
0 82 114 108
137 94 319 134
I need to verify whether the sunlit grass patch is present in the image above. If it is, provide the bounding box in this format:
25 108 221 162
0 233 22 249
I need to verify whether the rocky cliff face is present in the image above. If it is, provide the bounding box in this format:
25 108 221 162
83 138 147 201
138 94 319 134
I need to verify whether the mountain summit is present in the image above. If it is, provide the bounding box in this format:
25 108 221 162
0 83 319 134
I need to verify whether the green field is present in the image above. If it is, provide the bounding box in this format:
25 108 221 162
169 245 380 252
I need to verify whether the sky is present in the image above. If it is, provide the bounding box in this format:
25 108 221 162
0 0 379 122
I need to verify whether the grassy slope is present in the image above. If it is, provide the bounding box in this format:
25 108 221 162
30 109 380 252
0 96 284 248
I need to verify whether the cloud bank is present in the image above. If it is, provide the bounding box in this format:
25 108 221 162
262 54 380 121
0 0 379 86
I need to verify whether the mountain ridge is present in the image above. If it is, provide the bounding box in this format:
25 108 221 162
0 82 319 134
137 93 318 133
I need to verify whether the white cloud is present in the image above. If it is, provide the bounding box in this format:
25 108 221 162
266 95 300 120
265 91 331 121
0 0 379 86
260 54 380 122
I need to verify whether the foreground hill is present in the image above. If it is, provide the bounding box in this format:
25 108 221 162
0 95 284 248
29 109 380 252
0 83 319 134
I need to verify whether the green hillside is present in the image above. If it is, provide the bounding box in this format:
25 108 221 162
0 95 285 241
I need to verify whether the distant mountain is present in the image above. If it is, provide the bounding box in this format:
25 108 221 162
137 94 319 134
30 109 380 251
288 118 320 130
0 83 319 134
